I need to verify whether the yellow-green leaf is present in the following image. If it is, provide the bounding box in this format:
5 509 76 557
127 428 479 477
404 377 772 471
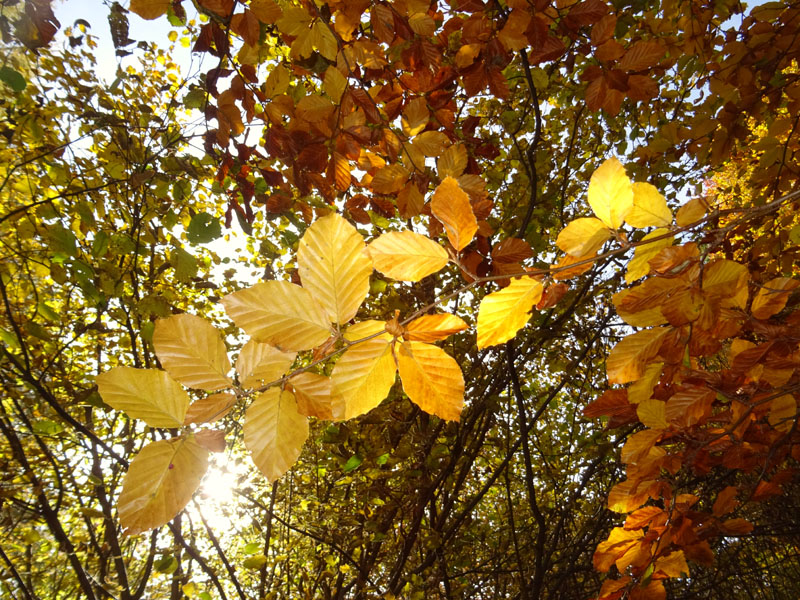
244 389 308 483
118 436 209 535
96 367 190 428
476 276 543 349
397 341 464 421
297 213 372 324
587 157 633 229
366 230 449 281
153 314 231 392
555 217 611 256
607 328 668 384
405 313 468 343
236 339 296 389
221 281 332 352
431 176 477 252
626 182 672 228
332 338 396 419
184 393 237 425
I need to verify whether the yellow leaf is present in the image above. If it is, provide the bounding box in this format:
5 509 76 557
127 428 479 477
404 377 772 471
221 281 332 352
367 230 449 281
607 328 667 384
153 314 231 392
587 157 633 229
654 550 689 578
276 6 312 36
675 196 707 227
621 429 664 464
408 13 436 36
244 389 308 483
636 398 667 429
323 66 347 102
628 362 663 404
626 228 673 283
118 436 208 535
236 339 296 389
431 176 477 252
402 97 429 136
297 213 372 324
455 44 482 68
751 277 800 319
413 130 449 156
249 0 282 24
626 182 672 228
332 338 396 419
311 21 338 61
265 64 290 98
290 372 344 420
184 393 237 425
555 217 611 256
476 276 543 349
344 320 392 342
371 163 410 194
405 313 468 342
129 0 170 20
96 367 190 428
701 259 749 298
397 341 464 421
769 394 796 432
296 94 334 122
437 144 468 178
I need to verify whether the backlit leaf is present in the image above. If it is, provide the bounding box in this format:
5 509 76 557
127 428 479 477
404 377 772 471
476 276 543 349
244 389 308 483
556 217 611 256
332 338 396 419
221 281 332 352
607 328 668 384
366 230 449 281
297 213 372 324
96 367 190 428
654 550 689 578
236 339 296 389
405 313 468 342
397 341 464 421
290 372 344 420
129 0 170 20
184 393 237 425
626 228 673 283
626 182 671 228
437 144 468 178
153 314 231 392
587 157 633 229
118 436 208 535
675 197 707 227
751 277 799 319
431 177 477 252
636 398 667 429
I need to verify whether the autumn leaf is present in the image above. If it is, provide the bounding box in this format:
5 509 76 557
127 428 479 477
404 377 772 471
332 337 397 419
129 0 170 20
751 277 799 319
636 398 667 429
221 281 332 352
430 177 478 252
183 393 237 425
476 276 543 349
626 228 673 283
96 368 190 428
675 197 707 226
626 182 672 228
152 314 231 392
587 157 633 229
297 213 372 324
606 327 668 384
118 436 209 535
397 341 464 421
244 389 308 483
366 230 449 281
290 372 344 421
556 217 611 256
405 313 468 343
236 339 296 389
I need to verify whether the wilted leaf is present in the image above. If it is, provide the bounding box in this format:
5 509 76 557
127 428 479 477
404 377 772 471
96 367 190 428
366 230 449 281
153 314 231 392
221 281 332 352
332 338 396 419
244 389 308 483
476 276 543 349
297 213 372 324
397 341 464 421
118 436 208 534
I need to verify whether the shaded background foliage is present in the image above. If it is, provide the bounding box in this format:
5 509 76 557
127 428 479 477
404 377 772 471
1 0 800 599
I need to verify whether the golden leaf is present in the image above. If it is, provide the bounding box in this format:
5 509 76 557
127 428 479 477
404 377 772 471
675 196 707 227
437 144 468 178
298 213 372 324
184 393 237 425
626 182 672 228
371 163 410 194
621 429 663 464
323 66 347 102
476 276 543 349
397 341 464 421
129 0 170 20
751 277 799 319
344 320 392 342
607 327 668 384
118 436 208 535
221 281 332 352
654 550 689 578
332 337 397 419
96 367 190 428
413 130 450 157
153 314 231 392
402 97 430 136
587 157 633 229
244 389 308 483
636 398 667 429
555 217 611 256
290 372 344 421
769 394 796 432
296 94 334 122
625 228 673 283
249 0 282 24
431 176 477 252
367 230 449 281
236 339 296 389
405 313 468 342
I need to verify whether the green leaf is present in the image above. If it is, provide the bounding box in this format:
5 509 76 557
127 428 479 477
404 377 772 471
0 67 27 92
342 455 362 472
186 212 222 244
243 554 268 569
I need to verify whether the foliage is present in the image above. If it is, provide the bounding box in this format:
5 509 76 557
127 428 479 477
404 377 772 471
2 0 800 599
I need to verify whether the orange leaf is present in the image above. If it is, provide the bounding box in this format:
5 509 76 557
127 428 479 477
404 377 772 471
430 176 477 252
405 313 468 343
607 327 668 384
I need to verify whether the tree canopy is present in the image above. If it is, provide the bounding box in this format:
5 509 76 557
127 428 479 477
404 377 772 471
1 0 800 599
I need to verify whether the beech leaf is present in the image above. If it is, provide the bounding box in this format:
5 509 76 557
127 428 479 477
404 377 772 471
431 176 477 252
587 157 633 229
236 339 296 389
556 217 611 256
397 341 464 421
366 230 449 281
96 367 190 428
332 337 396 419
476 276 543 349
